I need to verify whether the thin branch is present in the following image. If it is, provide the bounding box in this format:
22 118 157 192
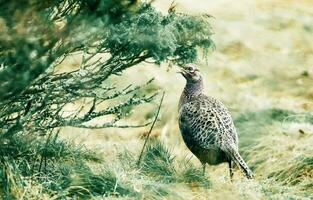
60 121 152 129
137 91 165 166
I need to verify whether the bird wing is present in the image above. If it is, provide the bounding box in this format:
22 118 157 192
179 96 253 178
178 96 238 151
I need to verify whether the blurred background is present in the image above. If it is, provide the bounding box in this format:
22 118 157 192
57 0 313 199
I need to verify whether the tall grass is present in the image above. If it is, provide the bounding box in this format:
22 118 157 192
0 134 212 199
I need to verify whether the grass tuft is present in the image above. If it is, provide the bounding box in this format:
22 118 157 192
140 140 176 181
66 165 137 198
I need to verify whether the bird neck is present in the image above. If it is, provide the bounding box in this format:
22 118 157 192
179 78 204 108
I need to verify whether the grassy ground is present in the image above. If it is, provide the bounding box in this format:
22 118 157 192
60 0 313 199
2 0 313 199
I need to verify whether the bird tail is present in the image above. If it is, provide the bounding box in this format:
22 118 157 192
228 148 254 179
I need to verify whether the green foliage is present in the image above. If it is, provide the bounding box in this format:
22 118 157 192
0 0 213 135
106 4 213 64
0 2 214 197
0 0 214 198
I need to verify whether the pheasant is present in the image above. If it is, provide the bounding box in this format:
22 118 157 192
178 63 253 179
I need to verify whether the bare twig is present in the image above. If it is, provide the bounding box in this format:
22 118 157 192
38 129 55 173
137 91 165 166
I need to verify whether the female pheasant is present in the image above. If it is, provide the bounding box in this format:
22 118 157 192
178 63 253 179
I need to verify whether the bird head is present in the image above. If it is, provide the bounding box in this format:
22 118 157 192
178 63 202 83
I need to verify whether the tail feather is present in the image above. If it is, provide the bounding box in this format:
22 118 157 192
227 147 254 179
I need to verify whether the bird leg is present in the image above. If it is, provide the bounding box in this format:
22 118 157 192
228 160 234 181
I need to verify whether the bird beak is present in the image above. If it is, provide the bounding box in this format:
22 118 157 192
177 68 188 77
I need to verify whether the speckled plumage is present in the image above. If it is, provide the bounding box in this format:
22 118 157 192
178 64 253 179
